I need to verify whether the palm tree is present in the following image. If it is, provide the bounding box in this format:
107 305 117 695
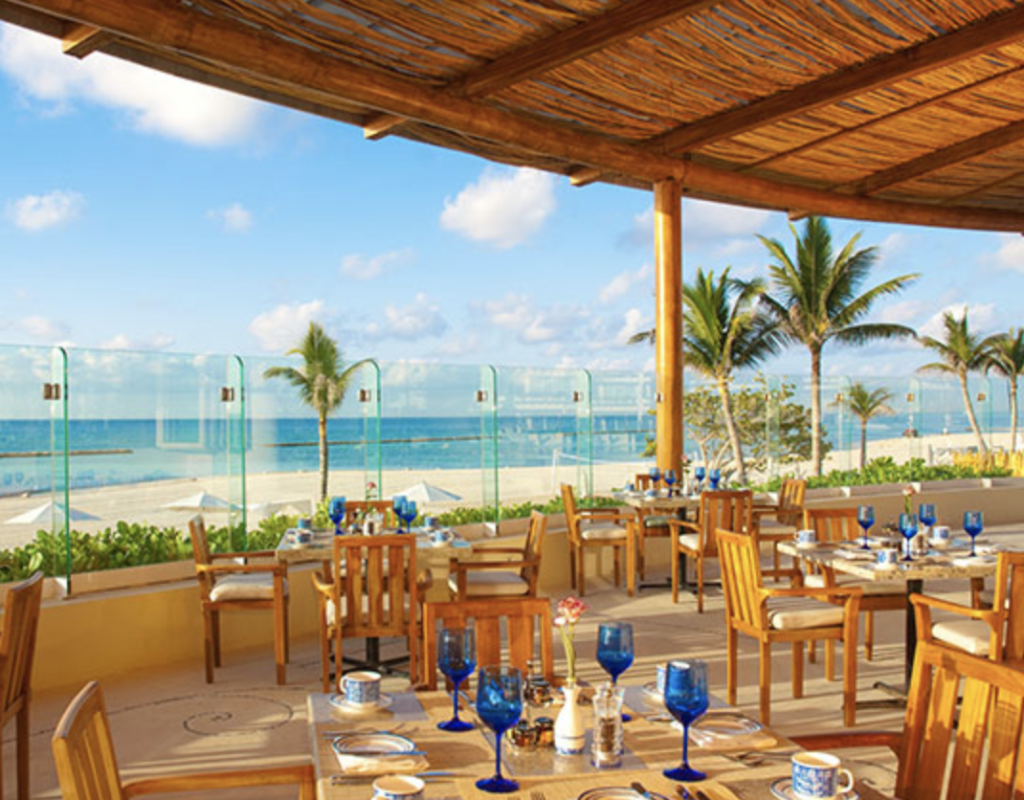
984 327 1024 451
918 310 1001 455
838 382 895 470
758 216 919 476
263 322 370 502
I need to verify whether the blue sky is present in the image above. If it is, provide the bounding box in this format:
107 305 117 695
1 23 1022 380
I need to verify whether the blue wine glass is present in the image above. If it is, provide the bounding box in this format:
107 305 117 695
964 511 984 557
649 466 661 487
328 496 346 536
709 468 721 491
919 503 937 537
899 512 918 561
437 627 475 732
475 666 522 793
663 659 709 782
402 499 418 531
694 466 706 493
664 469 677 496
597 621 634 720
392 496 407 532
856 505 874 550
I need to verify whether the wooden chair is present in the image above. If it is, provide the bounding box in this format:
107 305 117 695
0 572 42 800
344 500 399 529
668 490 752 612
560 484 633 597
633 473 672 581
51 681 314 800
912 549 1024 662
311 533 426 692
421 596 554 689
717 528 861 727
447 511 546 600
188 515 289 685
804 507 904 661
752 478 806 573
792 641 1024 800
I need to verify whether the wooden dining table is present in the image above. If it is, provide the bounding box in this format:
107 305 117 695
307 682 891 800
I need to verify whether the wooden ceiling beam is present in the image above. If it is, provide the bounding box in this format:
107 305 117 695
363 112 406 141
62 22 112 58
451 0 720 98
841 118 1024 196
940 168 1024 205
7 0 1024 233
569 166 604 187
652 3 1024 155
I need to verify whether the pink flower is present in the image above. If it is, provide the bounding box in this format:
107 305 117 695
903 484 917 497
556 596 588 625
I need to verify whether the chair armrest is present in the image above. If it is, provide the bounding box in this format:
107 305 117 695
666 519 699 533
196 563 286 576
123 763 314 798
910 592 1003 649
310 571 333 595
761 568 804 587
451 559 532 572
763 586 863 601
752 505 781 518
577 508 632 523
910 593 996 620
416 568 433 595
790 731 901 755
209 550 277 561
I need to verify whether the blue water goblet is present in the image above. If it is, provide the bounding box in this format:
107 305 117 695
649 466 661 487
663 659 709 782
709 468 721 491
392 496 407 532
328 496 346 536
856 505 874 550
664 469 677 496
919 503 937 537
597 621 634 720
475 666 522 793
964 511 984 557
694 466 706 493
402 499 418 531
437 627 476 732
899 512 918 561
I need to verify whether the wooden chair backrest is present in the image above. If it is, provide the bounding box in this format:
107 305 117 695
332 534 418 639
344 500 398 528
560 484 581 545
777 479 806 527
990 550 1024 662
521 511 548 586
635 474 664 491
0 571 42 720
897 641 1024 800
696 490 752 557
51 681 125 800
421 597 554 690
187 515 215 599
717 528 766 632
805 507 859 544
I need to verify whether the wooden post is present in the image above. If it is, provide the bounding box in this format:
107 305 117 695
654 180 682 474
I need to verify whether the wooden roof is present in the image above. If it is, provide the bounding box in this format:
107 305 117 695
7 0 1024 231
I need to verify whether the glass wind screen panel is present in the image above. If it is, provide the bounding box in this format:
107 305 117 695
822 376 853 473
361 362 383 504
762 374 781 482
588 370 654 495
574 371 593 497
225 356 246 543
479 366 498 520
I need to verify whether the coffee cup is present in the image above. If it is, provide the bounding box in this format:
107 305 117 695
430 528 448 545
339 670 382 706
373 775 425 800
425 515 439 530
796 529 817 546
791 751 854 799
295 529 313 545
298 518 312 530
930 525 951 548
876 548 899 569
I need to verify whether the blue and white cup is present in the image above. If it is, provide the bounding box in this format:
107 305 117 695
796 529 817 546
298 517 312 530
930 525 951 548
424 515 439 530
373 775 425 800
792 752 854 799
339 670 382 706
876 548 899 570
295 528 313 545
430 528 447 545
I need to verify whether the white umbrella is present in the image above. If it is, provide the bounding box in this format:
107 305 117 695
247 498 312 519
5 501 100 525
163 491 233 512
394 481 462 504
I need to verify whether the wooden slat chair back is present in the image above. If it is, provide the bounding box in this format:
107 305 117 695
559 484 632 597
776 479 807 527
421 597 554 690
0 572 42 800
632 474 673 582
634 473 665 491
805 506 858 544
52 681 314 800
447 511 547 600
669 490 752 611
753 478 807 574
718 528 860 727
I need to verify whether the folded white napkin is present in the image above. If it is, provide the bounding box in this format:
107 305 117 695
334 753 429 776
834 549 874 561
952 555 997 567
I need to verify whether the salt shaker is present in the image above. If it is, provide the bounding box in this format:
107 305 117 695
591 683 624 768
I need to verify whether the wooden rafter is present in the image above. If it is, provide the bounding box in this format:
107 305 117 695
940 168 1024 205
651 3 1024 155
363 112 405 140
841 118 1024 196
62 22 112 58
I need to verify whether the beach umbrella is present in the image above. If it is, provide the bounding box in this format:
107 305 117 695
394 481 461 504
163 491 233 512
247 499 312 519
5 501 100 525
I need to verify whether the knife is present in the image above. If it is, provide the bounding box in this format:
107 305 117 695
695 790 713 800
631 781 657 800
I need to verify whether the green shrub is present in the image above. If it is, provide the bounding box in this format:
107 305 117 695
757 456 1011 492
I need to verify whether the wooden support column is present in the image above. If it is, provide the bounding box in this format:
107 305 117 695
654 179 682 474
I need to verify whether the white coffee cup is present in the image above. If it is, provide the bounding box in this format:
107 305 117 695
373 775 425 800
931 525 951 548
339 670 382 706
876 548 899 569
796 529 817 546
791 751 854 799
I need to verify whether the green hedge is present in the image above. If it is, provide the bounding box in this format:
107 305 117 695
758 456 1010 492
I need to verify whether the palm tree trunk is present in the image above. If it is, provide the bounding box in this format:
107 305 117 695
958 372 988 455
1011 378 1019 452
318 413 329 502
717 378 746 485
810 346 823 476
859 419 868 471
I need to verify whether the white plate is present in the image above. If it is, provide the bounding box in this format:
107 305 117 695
578 788 669 800
331 731 414 755
770 777 859 800
641 681 663 703
329 693 394 714
689 712 763 746
796 541 820 550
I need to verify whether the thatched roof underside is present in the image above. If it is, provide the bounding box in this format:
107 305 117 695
7 0 1024 231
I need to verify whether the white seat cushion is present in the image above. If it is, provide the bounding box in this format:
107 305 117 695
210 573 287 602
677 533 700 551
804 573 904 596
447 571 529 597
767 597 844 630
978 587 996 608
581 523 627 541
931 619 991 656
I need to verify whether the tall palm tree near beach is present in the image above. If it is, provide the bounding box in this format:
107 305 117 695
263 322 370 502
757 216 919 476
839 382 895 470
918 310 1000 456
985 327 1024 451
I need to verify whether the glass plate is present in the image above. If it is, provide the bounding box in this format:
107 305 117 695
331 732 415 755
688 712 763 746
578 788 669 800
770 778 859 800
328 694 394 714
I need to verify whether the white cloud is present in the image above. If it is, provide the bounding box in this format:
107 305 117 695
991 234 1024 273
878 298 930 325
207 203 253 233
440 168 556 248
0 25 261 146
18 315 69 343
918 302 998 340
248 300 324 352
365 293 447 340
7 189 83 231
341 249 412 281
615 308 649 345
619 199 772 250
478 293 587 345
435 333 481 357
599 264 652 303
99 333 175 351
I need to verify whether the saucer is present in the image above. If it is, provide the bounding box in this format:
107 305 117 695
578 788 669 800
770 778 859 800
796 541 819 550
329 693 394 714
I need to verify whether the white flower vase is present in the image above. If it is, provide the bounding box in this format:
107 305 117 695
554 681 586 755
